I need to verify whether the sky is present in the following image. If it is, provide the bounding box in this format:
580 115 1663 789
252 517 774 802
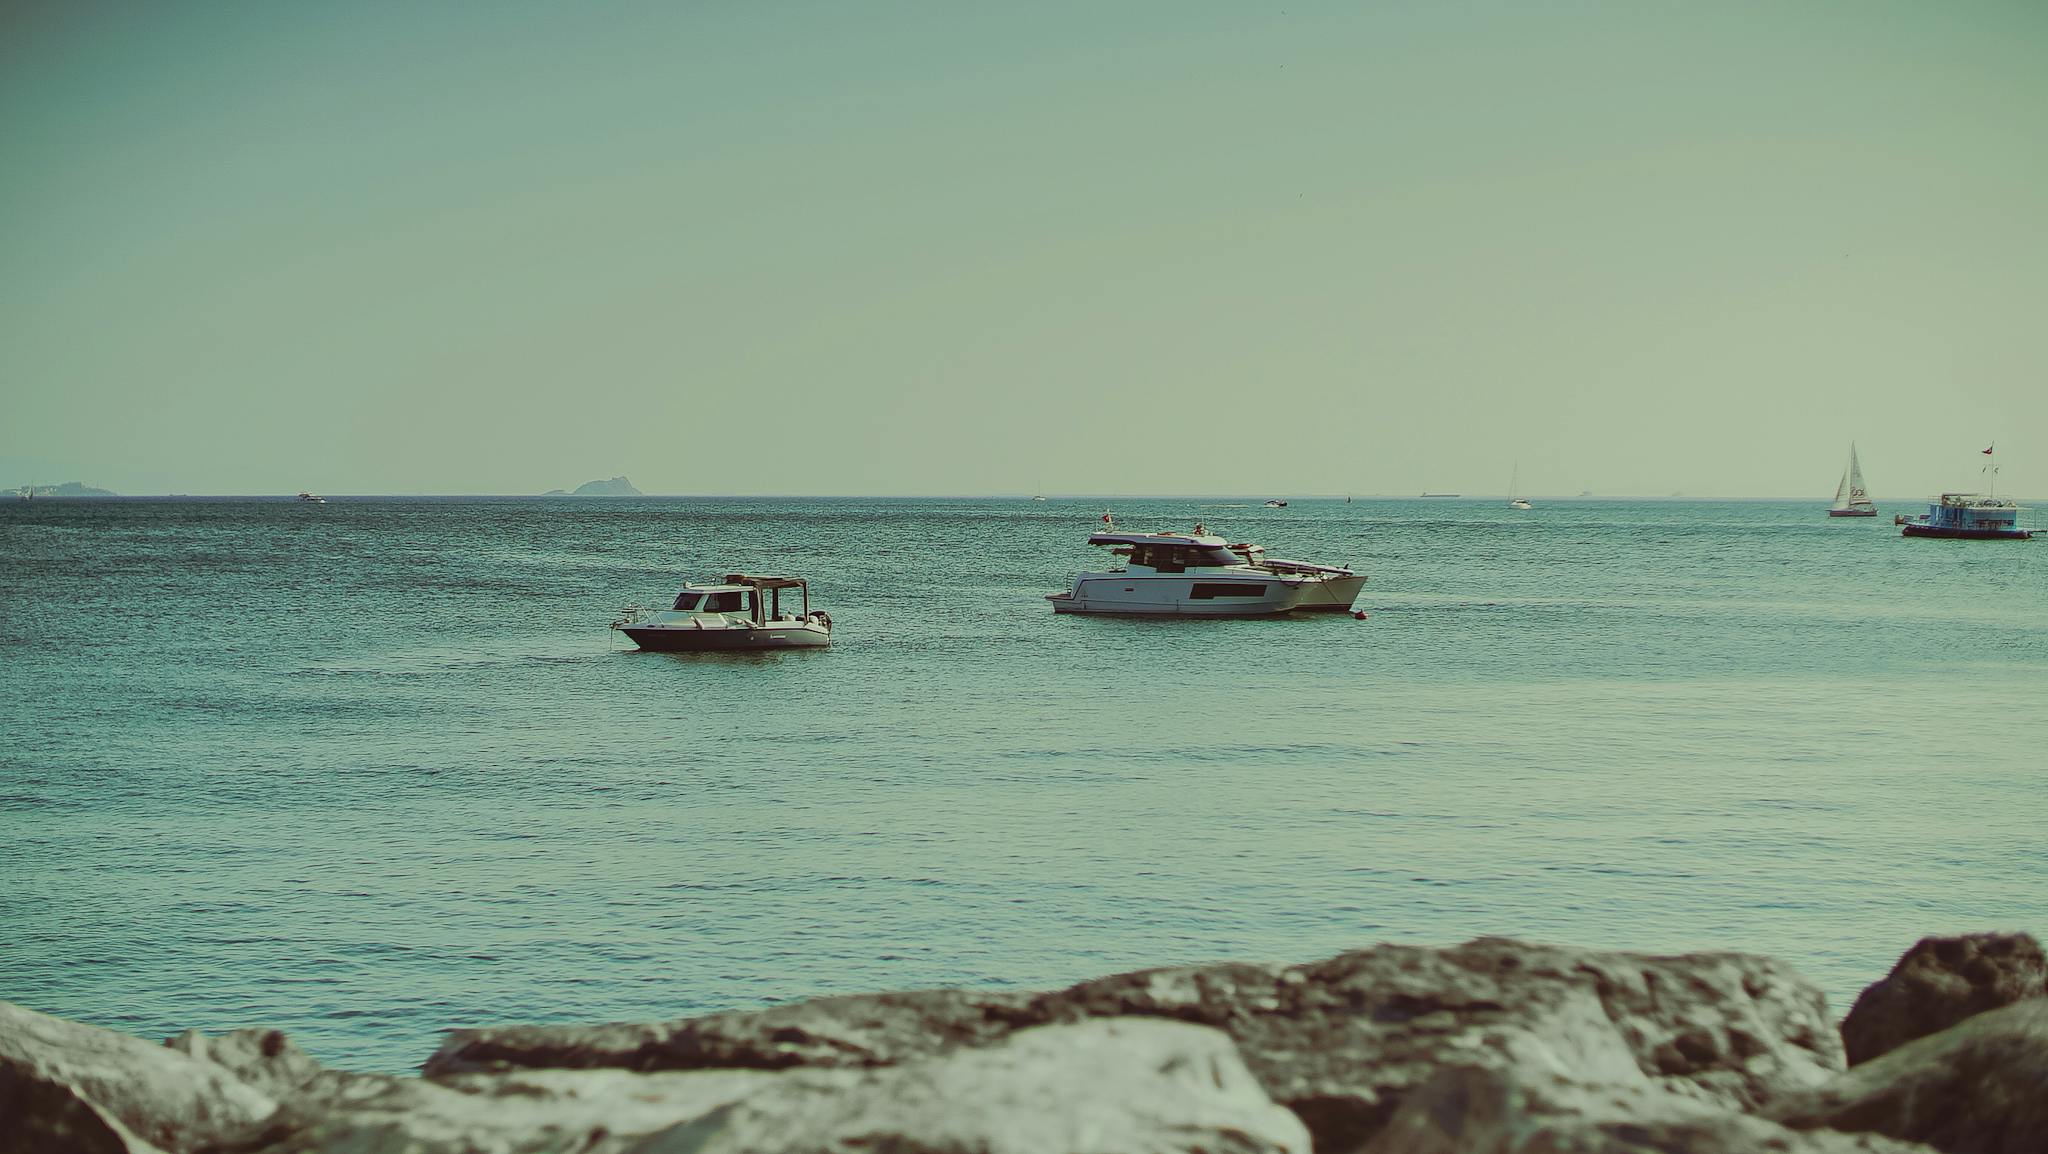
3 1 2045 497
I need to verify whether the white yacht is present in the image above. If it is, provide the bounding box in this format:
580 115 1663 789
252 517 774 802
613 574 831 651
1047 530 1366 616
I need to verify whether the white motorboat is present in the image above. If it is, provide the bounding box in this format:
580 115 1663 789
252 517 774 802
297 491 325 504
613 574 831 651
1046 530 1366 616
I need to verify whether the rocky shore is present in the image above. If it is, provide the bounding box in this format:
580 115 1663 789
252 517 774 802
4 933 2044 1154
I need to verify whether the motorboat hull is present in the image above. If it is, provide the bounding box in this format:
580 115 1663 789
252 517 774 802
1827 508 1877 517
1900 524 2031 541
621 622 831 650
1288 574 1368 611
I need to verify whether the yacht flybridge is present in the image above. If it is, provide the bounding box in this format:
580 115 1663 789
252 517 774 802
1047 530 1366 616
613 575 831 651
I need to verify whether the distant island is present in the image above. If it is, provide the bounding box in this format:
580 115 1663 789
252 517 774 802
12 482 117 497
542 476 642 497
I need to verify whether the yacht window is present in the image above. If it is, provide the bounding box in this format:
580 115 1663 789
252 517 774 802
1131 545 1187 573
704 590 746 613
1191 583 1263 599
672 592 703 610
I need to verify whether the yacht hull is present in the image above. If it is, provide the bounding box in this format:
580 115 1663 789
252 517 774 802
1049 574 1360 616
1289 574 1367 612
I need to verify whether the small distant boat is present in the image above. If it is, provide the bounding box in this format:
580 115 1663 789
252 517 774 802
1031 495 1047 502
1421 492 1460 498
1506 463 1532 510
297 492 326 504
1826 443 1877 517
1264 499 1288 508
613 574 831 650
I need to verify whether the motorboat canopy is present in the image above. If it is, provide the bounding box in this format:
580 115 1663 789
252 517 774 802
1087 533 1244 571
668 574 813 620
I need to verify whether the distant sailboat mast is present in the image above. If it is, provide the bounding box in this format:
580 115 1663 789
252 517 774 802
1506 462 1532 509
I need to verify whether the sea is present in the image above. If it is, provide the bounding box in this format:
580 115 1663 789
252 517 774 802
3 496 2044 1072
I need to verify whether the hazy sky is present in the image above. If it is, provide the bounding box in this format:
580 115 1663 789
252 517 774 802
4 1 2044 497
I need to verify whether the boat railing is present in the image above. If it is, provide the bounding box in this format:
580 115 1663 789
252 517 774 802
1252 557 1354 577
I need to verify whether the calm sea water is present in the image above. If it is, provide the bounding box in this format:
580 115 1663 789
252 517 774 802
3 496 2044 1071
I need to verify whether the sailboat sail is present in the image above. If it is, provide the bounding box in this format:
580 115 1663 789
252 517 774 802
1828 443 1875 515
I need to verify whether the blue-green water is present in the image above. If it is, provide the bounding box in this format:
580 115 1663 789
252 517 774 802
3 497 2044 1071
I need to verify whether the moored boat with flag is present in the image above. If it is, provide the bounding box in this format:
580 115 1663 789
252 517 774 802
1826 444 1876 517
1897 445 2032 540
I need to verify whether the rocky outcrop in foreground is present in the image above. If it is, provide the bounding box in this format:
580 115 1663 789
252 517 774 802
3 934 2043 1154
1835 930 2045 1065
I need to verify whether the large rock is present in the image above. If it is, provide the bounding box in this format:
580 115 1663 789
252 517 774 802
428 986 1036 1075
209 1019 1306 1154
632 1018 1311 1154
0 1002 274 1153
204 1066 780 1154
164 1029 328 1102
428 938 1847 1152
1362 1064 1931 1154
0 1056 166 1154
1772 998 2048 1153
1837 932 2046 1065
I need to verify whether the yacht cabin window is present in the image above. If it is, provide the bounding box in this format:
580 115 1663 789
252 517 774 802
672 592 704 610
1127 543 1240 572
704 590 746 613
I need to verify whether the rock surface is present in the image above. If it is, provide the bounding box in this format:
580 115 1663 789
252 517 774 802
1773 998 2048 1154
1362 1065 1931 1154
430 938 1847 1151
181 1020 1306 1154
18 935 2047 1154
1836 931 2045 1065
0 1001 273 1153
632 1018 1312 1154
0 1055 166 1154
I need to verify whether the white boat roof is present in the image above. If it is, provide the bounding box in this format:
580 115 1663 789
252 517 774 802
679 574 809 592
1088 532 1232 547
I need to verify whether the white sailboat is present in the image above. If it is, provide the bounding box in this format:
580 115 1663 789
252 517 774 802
1506 463 1532 510
1827 443 1877 517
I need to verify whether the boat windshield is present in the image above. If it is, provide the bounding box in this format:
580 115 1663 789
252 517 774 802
1127 542 1241 571
703 590 747 613
672 591 703 610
